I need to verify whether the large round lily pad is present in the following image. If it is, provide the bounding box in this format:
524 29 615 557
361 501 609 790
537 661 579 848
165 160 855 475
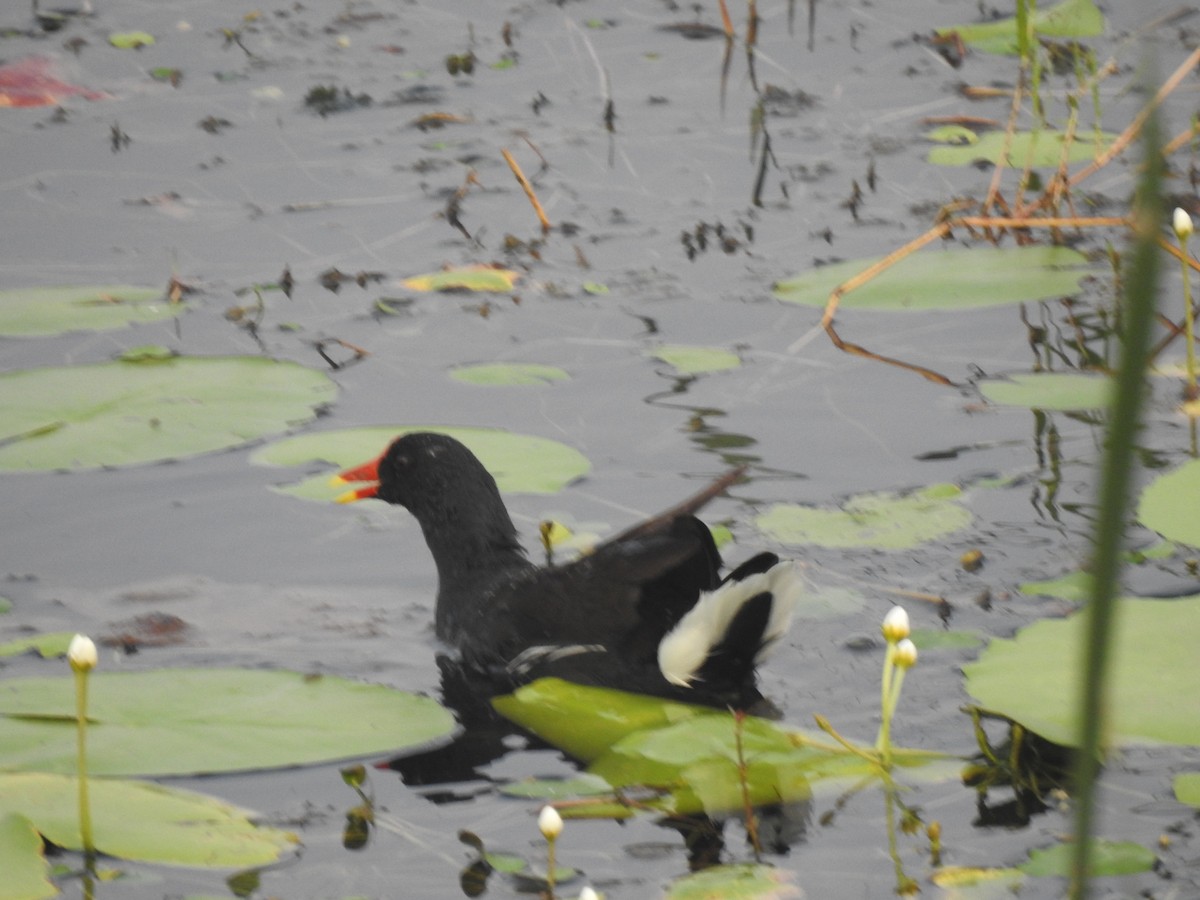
755 484 971 550
253 425 591 501
0 669 456 776
1138 459 1200 549
0 286 179 338
0 355 336 471
772 246 1089 311
964 596 1200 748
0 773 297 868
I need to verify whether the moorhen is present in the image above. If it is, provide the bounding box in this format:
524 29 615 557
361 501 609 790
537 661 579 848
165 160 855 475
335 432 801 710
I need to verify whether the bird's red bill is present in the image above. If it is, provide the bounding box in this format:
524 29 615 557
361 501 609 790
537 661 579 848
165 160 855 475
332 456 382 503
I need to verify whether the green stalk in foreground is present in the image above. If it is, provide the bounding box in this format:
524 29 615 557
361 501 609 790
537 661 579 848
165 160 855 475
1069 102 1163 899
1173 207 1196 399
68 633 98 858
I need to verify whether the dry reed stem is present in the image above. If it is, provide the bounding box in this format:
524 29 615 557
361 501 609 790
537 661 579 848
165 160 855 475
501 148 551 234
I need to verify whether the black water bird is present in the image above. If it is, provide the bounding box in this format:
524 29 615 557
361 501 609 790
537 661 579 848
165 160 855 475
336 432 800 711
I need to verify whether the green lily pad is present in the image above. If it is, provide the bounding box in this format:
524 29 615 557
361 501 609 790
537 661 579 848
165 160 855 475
253 425 590 502
448 363 570 387
402 266 519 293
1019 839 1155 877
0 813 54 900
495 679 945 817
929 129 1116 167
935 0 1105 55
0 356 336 472
0 773 297 868
664 864 802 899
773 246 1089 311
0 286 179 338
651 345 741 376
1174 772 1200 808
980 372 1114 411
755 484 971 550
108 31 155 49
500 773 613 800
925 124 978 145
1020 570 1095 602
0 633 74 660
0 669 456 777
493 678 707 764
964 596 1200 747
1138 459 1200 549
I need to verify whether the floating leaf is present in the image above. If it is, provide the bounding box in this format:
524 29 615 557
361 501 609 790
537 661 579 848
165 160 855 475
930 865 1023 890
755 484 971 550
500 774 613 800
1174 772 1200 808
0 774 296 867
664 864 802 899
495 679 945 817
651 345 741 376
0 285 179 338
1020 570 1095 602
109 32 156 49
0 57 106 108
773 246 1089 311
929 129 1116 167
493 678 707 764
0 633 74 660
1138 459 1200 549
0 813 55 900
449 363 570 387
0 669 456 776
924 124 978 145
402 265 519 293
0 356 336 471
964 596 1200 747
936 0 1105 55
980 372 1114 411
1019 839 1155 877
253 425 590 501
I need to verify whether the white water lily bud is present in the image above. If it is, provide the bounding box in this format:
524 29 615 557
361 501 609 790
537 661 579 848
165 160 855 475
1175 207 1194 242
881 605 910 643
894 638 918 669
538 805 563 841
68 634 97 673
579 888 600 900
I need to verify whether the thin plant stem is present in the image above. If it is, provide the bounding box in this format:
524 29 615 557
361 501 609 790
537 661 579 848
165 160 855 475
1068 85 1163 900
1180 245 1196 399
74 667 94 859
545 836 556 898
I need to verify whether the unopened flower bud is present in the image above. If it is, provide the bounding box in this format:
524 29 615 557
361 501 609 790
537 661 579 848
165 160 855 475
894 638 918 669
881 605 910 643
1175 207 1194 242
538 805 563 841
67 634 97 673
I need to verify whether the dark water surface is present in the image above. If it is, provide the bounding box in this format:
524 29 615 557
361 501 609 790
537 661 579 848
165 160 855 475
3 0 1200 896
